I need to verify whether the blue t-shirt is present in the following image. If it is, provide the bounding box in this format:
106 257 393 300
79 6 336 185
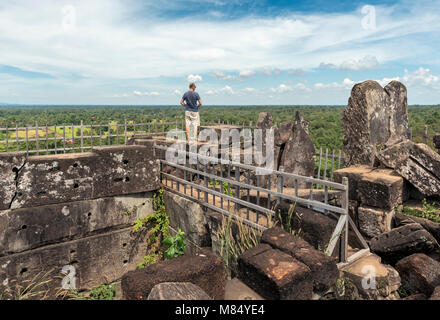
182 90 201 112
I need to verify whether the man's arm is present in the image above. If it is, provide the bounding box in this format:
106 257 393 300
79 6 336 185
198 99 202 108
180 98 186 107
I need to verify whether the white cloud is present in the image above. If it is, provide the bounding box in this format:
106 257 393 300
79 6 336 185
211 69 255 80
242 87 257 93
340 55 380 71
259 67 282 77
219 85 234 94
186 74 203 83
402 67 439 86
174 89 182 95
314 78 355 89
320 55 380 71
287 68 306 76
270 83 311 93
239 70 255 78
133 90 160 96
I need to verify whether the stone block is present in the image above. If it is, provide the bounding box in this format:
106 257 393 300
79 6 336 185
394 212 440 244
434 135 440 153
121 249 225 300
147 282 212 300
237 245 313 300
369 223 440 264
395 253 440 296
429 286 440 300
0 227 150 298
358 168 408 209
343 80 410 167
280 111 315 188
275 121 293 146
163 191 211 247
377 139 414 169
396 157 440 197
11 152 98 209
0 153 26 210
288 204 337 250
0 192 154 255
377 141 440 197
92 145 160 198
358 205 394 238
261 227 339 291
9 145 160 209
333 165 373 201
341 254 401 299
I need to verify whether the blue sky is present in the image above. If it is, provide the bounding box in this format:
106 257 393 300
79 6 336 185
0 0 439 105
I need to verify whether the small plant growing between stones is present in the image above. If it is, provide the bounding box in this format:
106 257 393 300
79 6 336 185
132 188 170 269
163 228 186 260
277 202 298 235
88 284 116 300
397 285 409 298
57 283 116 300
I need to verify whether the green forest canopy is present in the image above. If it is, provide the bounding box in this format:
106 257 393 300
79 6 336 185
0 105 439 151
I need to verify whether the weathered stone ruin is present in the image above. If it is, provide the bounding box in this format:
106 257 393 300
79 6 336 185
434 134 440 154
279 111 316 188
336 79 440 300
0 145 160 297
343 80 410 167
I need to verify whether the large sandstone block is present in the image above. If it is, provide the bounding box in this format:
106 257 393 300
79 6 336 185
278 203 337 250
358 169 408 209
275 120 294 146
0 192 154 256
0 227 150 297
341 254 400 300
147 282 212 300
369 223 440 264
358 205 394 238
333 165 374 201
261 227 339 291
395 253 440 296
11 152 98 209
395 212 440 244
343 80 410 167
280 111 315 188
434 135 440 154
347 254 400 299
92 145 160 198
121 249 225 300
0 153 26 210
256 112 273 129
395 157 440 197
163 191 211 247
9 145 160 209
429 286 440 300
377 139 414 169
237 244 313 300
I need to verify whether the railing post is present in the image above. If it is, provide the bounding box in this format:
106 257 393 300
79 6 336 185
277 166 284 206
340 177 349 263
80 120 84 152
124 119 128 145
35 122 39 155
15 123 19 152
235 165 240 211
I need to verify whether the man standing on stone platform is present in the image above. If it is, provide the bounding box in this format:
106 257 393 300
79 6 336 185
180 82 202 142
